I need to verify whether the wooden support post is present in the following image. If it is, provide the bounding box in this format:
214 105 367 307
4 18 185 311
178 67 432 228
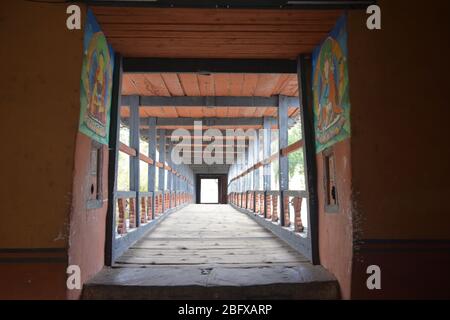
253 134 259 210
105 54 123 265
130 96 140 227
167 142 173 208
244 192 247 209
298 54 319 264
148 117 156 219
253 132 260 187
278 95 289 227
263 117 272 218
158 129 166 213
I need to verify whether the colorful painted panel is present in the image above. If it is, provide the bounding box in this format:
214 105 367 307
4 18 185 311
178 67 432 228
79 9 114 145
312 15 350 153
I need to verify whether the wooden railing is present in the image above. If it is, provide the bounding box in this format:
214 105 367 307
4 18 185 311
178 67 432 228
116 142 194 237
119 142 193 187
228 139 303 186
229 189 307 234
115 190 192 237
115 191 137 235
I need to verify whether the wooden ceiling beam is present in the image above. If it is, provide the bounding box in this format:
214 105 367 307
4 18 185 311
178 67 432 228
88 1 373 9
122 58 298 74
122 95 299 107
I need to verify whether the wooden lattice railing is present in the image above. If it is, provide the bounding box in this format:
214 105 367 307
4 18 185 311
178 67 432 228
229 190 307 234
115 190 192 236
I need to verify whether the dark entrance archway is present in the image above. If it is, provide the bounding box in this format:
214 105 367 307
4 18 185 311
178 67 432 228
195 174 228 204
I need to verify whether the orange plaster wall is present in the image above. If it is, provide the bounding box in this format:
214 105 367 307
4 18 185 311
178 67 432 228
0 1 86 299
347 0 450 298
348 0 450 241
67 133 109 300
317 140 353 300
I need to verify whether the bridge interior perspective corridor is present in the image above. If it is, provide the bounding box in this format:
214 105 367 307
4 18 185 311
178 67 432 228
4 0 450 301
82 67 339 299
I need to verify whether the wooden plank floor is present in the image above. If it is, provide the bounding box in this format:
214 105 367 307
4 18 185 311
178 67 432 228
84 204 339 299
115 204 309 267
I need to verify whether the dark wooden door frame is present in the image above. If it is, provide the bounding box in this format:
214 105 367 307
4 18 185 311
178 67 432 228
106 55 319 266
298 54 320 265
195 174 228 204
105 54 123 266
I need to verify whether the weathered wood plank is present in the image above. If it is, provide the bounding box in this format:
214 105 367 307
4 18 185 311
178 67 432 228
116 204 308 267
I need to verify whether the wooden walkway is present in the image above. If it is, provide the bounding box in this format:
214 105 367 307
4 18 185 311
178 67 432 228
84 205 339 299
115 204 308 267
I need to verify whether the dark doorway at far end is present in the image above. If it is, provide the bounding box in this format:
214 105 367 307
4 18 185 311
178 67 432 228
196 174 228 204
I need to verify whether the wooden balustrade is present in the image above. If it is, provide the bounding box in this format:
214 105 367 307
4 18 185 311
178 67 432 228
283 194 290 227
164 192 169 210
255 193 260 214
266 194 272 219
259 194 264 216
115 189 193 239
117 197 127 235
272 194 278 222
116 192 138 235
292 196 304 232
147 195 153 221
226 128 309 237
128 198 136 228
229 191 307 235
140 196 147 224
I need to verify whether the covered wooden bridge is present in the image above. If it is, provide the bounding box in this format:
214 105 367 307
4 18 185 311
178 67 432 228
83 62 338 298
81 2 348 299
5 0 450 302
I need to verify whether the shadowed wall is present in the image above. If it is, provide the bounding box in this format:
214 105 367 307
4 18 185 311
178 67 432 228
0 1 85 299
347 0 450 299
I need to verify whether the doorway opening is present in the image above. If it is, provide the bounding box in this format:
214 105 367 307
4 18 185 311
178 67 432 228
200 179 219 204
195 174 228 204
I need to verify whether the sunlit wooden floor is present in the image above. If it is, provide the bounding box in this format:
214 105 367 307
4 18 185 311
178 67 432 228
115 204 308 267
83 204 339 299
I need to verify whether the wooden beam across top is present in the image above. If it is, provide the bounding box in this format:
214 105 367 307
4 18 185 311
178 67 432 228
133 117 297 129
121 95 299 108
156 117 265 127
88 0 374 10
122 58 298 74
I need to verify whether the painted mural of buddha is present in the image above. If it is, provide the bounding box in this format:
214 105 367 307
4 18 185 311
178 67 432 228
88 52 107 126
318 56 343 132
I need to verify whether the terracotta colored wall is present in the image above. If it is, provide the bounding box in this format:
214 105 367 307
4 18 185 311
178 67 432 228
0 1 85 299
347 0 450 299
312 16 354 300
67 133 109 300
317 140 353 300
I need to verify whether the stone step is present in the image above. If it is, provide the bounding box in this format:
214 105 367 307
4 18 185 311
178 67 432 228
82 265 340 300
